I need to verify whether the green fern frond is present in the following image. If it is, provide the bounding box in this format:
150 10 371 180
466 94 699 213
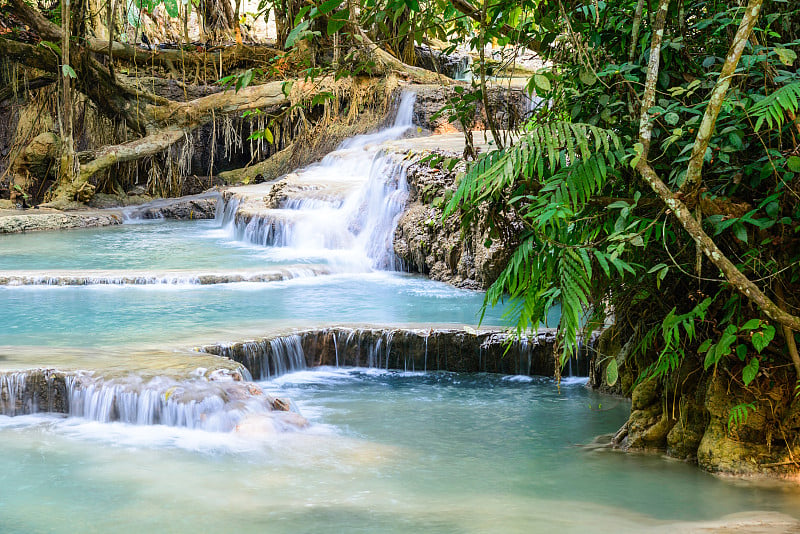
451 121 622 372
751 81 800 131
444 122 621 220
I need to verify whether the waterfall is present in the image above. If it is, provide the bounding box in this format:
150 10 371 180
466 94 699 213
212 335 307 380
452 55 472 81
0 372 27 416
0 368 308 432
200 327 587 378
267 335 307 378
216 92 416 271
215 195 240 229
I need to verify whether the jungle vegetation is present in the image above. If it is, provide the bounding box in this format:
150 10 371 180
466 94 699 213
2 0 800 470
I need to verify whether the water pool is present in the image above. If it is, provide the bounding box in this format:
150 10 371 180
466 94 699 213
0 272 514 348
2 371 799 533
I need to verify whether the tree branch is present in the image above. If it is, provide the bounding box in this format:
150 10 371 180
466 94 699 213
637 159 800 331
0 75 56 105
628 0 646 62
634 0 799 333
681 0 764 194
46 79 293 202
637 0 669 159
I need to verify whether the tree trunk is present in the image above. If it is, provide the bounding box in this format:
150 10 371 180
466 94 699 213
633 0 799 333
58 0 78 202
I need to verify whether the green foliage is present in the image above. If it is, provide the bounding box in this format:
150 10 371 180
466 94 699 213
728 402 757 433
435 0 800 385
444 122 622 361
638 298 712 382
699 319 775 373
274 0 800 387
218 69 258 93
605 357 618 386
127 0 180 26
61 65 77 79
12 184 29 200
751 82 800 132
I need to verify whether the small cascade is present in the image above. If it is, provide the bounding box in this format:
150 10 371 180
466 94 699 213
0 266 332 286
211 335 307 380
215 195 240 229
0 368 304 432
66 375 257 431
215 92 416 271
452 55 472 81
349 153 410 270
268 335 307 378
200 327 588 378
0 372 28 416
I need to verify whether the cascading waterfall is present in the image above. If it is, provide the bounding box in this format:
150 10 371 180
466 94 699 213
0 368 306 432
452 55 472 81
212 335 307 380
201 327 584 379
214 195 240 230
66 376 248 431
267 335 307 378
215 93 416 271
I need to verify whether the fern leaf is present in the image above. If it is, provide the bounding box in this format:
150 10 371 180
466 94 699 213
751 82 800 132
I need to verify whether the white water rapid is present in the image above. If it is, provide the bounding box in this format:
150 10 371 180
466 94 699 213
217 92 416 271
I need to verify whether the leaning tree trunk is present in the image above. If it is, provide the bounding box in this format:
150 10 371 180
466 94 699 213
633 0 800 339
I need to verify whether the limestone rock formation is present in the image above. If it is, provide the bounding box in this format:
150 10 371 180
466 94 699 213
394 154 517 289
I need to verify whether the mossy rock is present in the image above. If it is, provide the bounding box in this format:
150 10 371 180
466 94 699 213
631 378 660 410
696 420 773 474
666 394 708 460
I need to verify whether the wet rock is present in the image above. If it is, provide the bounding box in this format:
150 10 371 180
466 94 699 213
0 369 70 415
414 46 470 79
272 398 291 411
631 379 659 410
128 185 148 197
667 393 708 460
0 210 122 234
394 154 518 289
123 193 220 220
208 368 245 382
200 327 573 379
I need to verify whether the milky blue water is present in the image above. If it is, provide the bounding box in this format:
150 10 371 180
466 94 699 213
0 271 510 348
0 219 320 271
2 93 797 532
0 371 798 533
